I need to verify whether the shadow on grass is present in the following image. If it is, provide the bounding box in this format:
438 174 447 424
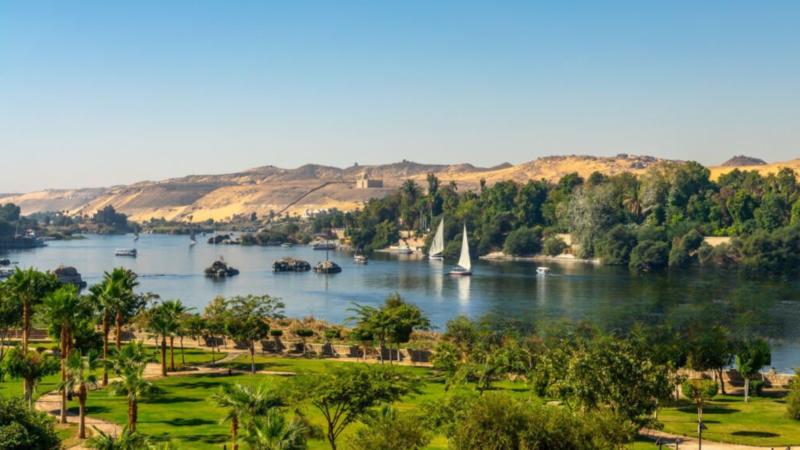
169 380 230 390
144 396 203 404
731 431 780 438
159 418 216 427
676 407 737 415
83 405 113 414
150 433 228 444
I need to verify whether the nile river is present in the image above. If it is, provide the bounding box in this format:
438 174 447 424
3 233 800 373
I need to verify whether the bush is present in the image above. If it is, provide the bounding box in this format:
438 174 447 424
0 396 61 450
503 226 542 256
748 380 765 397
542 236 567 256
347 407 430 450
629 240 669 272
668 230 704 269
787 369 800 420
599 225 637 265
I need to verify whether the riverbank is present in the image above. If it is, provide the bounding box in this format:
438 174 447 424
480 251 601 264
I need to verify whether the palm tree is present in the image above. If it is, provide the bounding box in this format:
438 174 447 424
210 382 286 450
237 411 307 450
106 268 140 350
57 350 100 438
41 285 86 424
86 425 149 450
161 300 192 370
87 278 120 386
5 267 57 353
107 349 162 432
146 303 179 377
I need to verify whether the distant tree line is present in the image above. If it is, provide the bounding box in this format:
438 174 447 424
318 162 800 275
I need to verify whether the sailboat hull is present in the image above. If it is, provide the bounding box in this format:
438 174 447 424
428 255 444 260
448 270 472 276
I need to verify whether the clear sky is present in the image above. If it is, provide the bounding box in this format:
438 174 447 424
1 1 799 192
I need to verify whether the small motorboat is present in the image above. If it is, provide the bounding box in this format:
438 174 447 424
0 268 14 278
396 245 413 255
281 242 293 248
115 248 137 257
536 267 551 276
354 248 368 265
312 242 336 250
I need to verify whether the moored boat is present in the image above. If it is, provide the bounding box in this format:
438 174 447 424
115 248 137 257
536 267 551 276
354 248 368 265
396 245 413 255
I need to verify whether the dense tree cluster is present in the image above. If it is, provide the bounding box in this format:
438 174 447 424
320 163 800 275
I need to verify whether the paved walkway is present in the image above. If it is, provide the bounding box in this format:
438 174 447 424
640 429 777 450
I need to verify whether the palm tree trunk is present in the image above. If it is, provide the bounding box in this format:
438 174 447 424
78 386 87 439
231 416 239 450
161 337 167 376
250 346 256 373
180 336 185 366
115 310 122 349
60 326 68 424
22 299 29 353
102 314 109 386
169 336 175 370
129 399 137 432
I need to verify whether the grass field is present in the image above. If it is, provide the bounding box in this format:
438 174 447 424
7 351 799 449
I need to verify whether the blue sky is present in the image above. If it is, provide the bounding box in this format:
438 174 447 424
1 1 799 191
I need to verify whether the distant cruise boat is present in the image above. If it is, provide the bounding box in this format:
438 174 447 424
115 248 137 257
428 218 445 260
312 242 336 250
448 225 472 276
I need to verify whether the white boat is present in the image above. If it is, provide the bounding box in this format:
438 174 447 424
281 243 293 247
428 218 445 260
312 242 336 250
354 248 368 265
0 268 15 279
396 245 413 255
115 248 137 257
448 225 472 276
536 267 551 276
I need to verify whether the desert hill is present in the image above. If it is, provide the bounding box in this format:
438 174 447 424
5 155 800 222
721 155 767 167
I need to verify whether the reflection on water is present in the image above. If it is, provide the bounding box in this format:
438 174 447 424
3 233 800 372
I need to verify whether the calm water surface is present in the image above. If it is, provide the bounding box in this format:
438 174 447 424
3 234 800 372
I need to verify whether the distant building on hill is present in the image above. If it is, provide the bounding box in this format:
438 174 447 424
356 174 383 189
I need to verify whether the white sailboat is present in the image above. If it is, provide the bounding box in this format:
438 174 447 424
448 224 472 276
428 218 445 260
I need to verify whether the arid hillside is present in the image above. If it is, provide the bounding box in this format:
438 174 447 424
5 155 798 222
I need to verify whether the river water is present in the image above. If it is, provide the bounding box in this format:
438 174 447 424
3 233 800 373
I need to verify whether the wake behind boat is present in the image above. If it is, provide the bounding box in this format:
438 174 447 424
428 218 445 260
448 224 472 276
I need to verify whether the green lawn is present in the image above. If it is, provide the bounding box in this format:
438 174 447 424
79 356 530 450
55 355 800 449
658 393 800 446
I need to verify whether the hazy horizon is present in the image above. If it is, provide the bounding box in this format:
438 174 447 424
2 1 800 192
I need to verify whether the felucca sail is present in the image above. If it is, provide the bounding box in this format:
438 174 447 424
133 226 139 242
456 224 471 271
429 218 445 258
190 224 197 244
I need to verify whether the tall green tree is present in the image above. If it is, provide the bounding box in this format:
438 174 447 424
107 345 162 432
736 337 771 402
4 268 59 353
3 347 58 410
210 382 287 450
57 350 101 438
161 300 192 370
146 302 180 377
40 284 86 424
294 364 421 450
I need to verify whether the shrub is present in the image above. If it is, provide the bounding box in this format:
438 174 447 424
787 368 800 420
542 236 567 256
503 226 542 256
0 396 61 450
629 240 669 272
347 406 430 450
748 380 765 397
